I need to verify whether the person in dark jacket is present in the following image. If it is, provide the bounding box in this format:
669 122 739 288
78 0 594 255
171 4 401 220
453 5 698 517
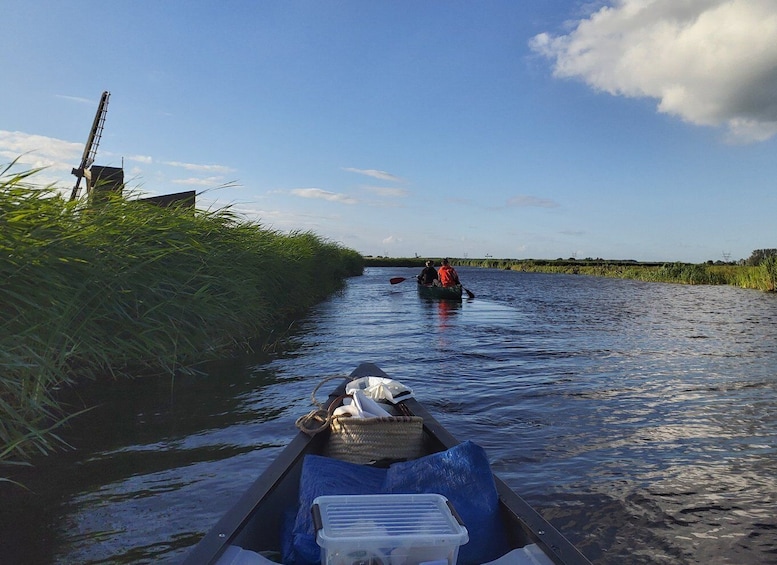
418 260 439 285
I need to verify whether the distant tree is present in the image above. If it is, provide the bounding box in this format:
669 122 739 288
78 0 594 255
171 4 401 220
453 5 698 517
746 249 777 266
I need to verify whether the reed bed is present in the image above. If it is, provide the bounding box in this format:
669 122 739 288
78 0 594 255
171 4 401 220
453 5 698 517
500 260 775 289
0 164 363 469
365 257 777 291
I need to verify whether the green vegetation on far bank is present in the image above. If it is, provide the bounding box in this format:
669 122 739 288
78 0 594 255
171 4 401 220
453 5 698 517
365 256 777 291
1 164 363 470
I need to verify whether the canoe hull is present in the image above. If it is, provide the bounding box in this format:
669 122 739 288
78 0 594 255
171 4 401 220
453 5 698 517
417 281 463 300
183 363 591 565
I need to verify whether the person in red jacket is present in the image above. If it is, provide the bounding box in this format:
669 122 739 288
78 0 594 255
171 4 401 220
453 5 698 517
438 258 460 287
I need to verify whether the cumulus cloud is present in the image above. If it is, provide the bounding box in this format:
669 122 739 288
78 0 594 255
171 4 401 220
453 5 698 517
507 195 560 208
291 188 358 204
530 0 777 143
0 131 87 192
0 130 237 197
342 167 404 182
0 130 81 169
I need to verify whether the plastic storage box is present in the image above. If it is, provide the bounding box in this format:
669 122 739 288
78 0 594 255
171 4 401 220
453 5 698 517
312 493 469 565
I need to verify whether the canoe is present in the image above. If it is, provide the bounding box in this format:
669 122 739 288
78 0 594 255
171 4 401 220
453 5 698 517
182 362 591 565
416 279 464 300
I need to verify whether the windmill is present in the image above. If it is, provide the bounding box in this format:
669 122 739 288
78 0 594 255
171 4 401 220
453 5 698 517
69 91 110 201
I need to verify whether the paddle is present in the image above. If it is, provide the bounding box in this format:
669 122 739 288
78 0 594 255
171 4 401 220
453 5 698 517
462 286 475 299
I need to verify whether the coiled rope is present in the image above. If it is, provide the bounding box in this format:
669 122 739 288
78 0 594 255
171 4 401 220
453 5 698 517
294 375 349 436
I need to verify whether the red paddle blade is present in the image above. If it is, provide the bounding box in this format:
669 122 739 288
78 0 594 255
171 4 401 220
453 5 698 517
390 277 406 285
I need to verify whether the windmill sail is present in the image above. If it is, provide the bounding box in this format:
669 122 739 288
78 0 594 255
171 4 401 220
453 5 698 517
70 91 110 201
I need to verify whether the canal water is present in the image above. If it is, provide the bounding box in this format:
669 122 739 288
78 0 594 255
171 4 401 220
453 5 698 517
1 267 776 564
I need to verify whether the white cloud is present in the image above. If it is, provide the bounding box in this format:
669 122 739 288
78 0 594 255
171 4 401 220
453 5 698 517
342 167 404 182
128 154 153 164
291 188 358 204
506 195 560 208
172 176 225 186
361 185 408 197
530 0 777 143
0 131 237 198
163 161 235 173
54 94 96 105
382 235 402 245
0 130 82 170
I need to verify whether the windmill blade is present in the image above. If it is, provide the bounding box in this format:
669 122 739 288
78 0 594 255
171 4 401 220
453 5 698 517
69 176 83 202
70 91 110 201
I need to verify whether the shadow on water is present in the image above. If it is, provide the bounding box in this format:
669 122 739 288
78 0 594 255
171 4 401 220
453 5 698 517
0 351 297 564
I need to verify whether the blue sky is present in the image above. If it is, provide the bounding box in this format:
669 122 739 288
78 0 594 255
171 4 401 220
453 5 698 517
2 1 776 263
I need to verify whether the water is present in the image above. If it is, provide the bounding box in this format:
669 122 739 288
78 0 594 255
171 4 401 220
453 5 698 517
2 267 776 564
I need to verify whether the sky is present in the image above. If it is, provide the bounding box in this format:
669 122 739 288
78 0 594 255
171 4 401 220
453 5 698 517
2 0 777 263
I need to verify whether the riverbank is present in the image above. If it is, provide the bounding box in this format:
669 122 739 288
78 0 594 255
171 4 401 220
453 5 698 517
365 257 777 291
1 165 363 470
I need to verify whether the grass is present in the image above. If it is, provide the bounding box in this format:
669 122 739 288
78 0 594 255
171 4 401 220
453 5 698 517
501 260 775 290
0 162 363 468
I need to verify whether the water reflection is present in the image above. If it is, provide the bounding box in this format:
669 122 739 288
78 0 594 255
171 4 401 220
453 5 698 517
436 298 461 329
2 267 776 564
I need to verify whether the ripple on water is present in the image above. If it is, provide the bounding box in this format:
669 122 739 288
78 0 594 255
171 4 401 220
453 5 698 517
2 267 776 564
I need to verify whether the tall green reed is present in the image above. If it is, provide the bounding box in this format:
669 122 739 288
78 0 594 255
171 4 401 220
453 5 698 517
0 164 363 467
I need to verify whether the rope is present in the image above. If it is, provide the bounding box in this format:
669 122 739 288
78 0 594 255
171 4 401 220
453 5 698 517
294 375 349 436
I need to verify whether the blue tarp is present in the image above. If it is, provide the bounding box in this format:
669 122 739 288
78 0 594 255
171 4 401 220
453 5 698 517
283 440 510 565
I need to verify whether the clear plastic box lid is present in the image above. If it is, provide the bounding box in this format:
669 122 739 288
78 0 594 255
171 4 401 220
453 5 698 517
313 493 469 547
